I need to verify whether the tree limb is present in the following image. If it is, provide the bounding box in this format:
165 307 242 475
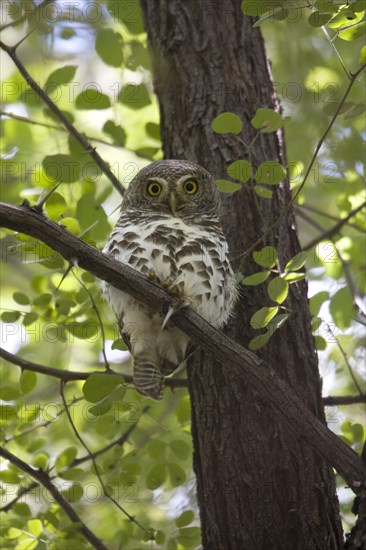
2 348 363 405
0 447 111 550
0 347 187 388
1 202 365 491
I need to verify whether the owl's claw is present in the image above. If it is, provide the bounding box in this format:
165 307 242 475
161 299 191 330
148 268 160 282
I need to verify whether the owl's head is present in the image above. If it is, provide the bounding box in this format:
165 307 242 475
122 160 220 220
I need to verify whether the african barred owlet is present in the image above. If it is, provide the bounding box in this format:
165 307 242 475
102 160 237 400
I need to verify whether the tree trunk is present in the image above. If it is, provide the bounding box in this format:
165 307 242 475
140 1 343 548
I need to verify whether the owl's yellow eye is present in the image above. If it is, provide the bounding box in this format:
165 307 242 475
147 182 162 196
183 180 198 195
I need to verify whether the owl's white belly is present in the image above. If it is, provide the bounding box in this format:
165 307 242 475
102 216 236 332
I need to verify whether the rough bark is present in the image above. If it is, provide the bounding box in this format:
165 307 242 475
140 1 344 548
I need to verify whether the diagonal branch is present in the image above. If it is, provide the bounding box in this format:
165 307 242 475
1 202 366 491
0 447 111 550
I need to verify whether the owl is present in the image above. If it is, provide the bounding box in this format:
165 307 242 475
102 160 237 400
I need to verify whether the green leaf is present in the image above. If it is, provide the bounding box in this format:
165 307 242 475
45 192 67 220
339 21 366 41
177 527 201 548
0 470 21 483
118 83 151 109
215 179 241 193
211 112 243 134
82 373 125 403
314 335 327 350
59 468 84 481
42 154 80 183
283 272 305 283
146 122 161 140
13 503 31 517
285 252 307 272
95 29 124 67
65 321 100 340
227 160 252 182
253 246 278 268
241 0 268 16
175 396 191 423
168 463 187 487
360 45 366 65
241 271 270 286
32 452 49 469
59 217 80 235
75 90 111 110
267 313 289 332
13 292 30 305
344 103 366 120
33 293 52 308
309 291 330 316
44 65 77 89
308 11 332 27
147 440 166 459
248 332 270 351
254 185 273 199
311 316 322 332
146 464 167 490
27 519 42 537
255 161 286 185
56 447 78 470
175 510 195 528
250 306 279 329
20 371 37 394
251 108 283 132
1 310 20 322
62 483 83 502
111 338 128 351
330 286 355 330
111 0 144 34
0 385 20 400
170 439 190 460
267 277 289 304
103 120 126 146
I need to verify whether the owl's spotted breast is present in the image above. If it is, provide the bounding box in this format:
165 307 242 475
104 212 236 328
102 160 237 400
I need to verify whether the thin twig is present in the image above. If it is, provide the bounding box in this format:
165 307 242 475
296 204 365 233
60 382 146 531
302 201 366 251
0 347 187 388
0 447 111 550
0 110 129 151
71 270 110 370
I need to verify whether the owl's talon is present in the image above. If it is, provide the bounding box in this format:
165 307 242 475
148 268 159 281
162 277 174 288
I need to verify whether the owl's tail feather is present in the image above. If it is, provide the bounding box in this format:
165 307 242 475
133 360 164 401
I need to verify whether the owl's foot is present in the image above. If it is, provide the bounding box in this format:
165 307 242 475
148 268 160 282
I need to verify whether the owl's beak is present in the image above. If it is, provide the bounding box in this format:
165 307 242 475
168 192 178 215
